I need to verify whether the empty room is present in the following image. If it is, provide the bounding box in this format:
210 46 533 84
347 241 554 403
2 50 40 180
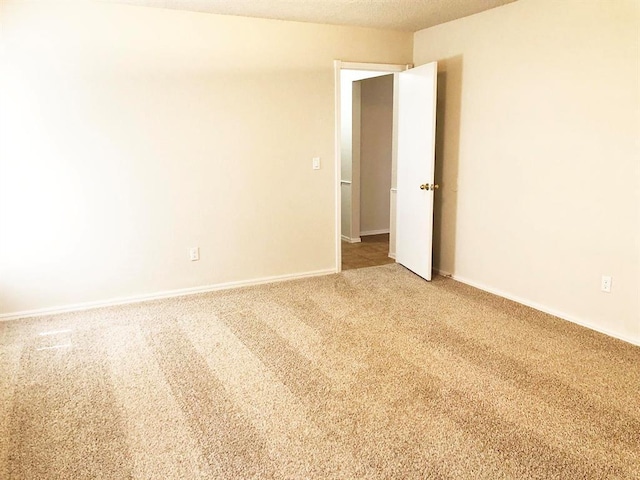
1 0 638 478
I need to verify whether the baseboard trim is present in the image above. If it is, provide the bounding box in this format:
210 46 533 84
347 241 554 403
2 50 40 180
435 268 452 278
341 235 361 243
0 268 336 322
388 253 396 259
360 229 390 236
434 270 639 347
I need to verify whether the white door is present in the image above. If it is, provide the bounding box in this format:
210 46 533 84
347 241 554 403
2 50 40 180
396 62 438 280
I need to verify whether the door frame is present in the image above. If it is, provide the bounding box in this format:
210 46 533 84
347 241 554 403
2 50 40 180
333 61 411 272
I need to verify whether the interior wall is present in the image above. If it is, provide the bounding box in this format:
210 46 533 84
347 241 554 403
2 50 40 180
414 0 640 343
388 74 400 258
0 0 412 316
340 72 357 242
350 81 362 242
359 75 393 236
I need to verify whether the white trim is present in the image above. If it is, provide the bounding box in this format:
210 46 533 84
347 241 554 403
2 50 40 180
334 60 343 273
389 187 398 259
341 235 361 243
0 268 336 322
434 270 640 347
339 62 412 72
435 268 453 278
360 229 390 236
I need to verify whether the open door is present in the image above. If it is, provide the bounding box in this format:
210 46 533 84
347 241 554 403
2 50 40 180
395 62 438 280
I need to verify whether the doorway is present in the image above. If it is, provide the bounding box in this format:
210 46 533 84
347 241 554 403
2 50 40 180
334 61 439 279
335 62 408 272
343 74 394 270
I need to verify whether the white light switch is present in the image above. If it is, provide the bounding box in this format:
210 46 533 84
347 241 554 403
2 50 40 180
312 157 321 170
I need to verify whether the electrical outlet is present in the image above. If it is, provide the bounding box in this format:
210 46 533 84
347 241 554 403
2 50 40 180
601 275 612 293
189 247 200 262
312 157 321 170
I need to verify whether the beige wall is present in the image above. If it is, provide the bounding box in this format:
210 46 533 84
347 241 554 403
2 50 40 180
415 0 640 343
0 1 412 315
359 75 393 235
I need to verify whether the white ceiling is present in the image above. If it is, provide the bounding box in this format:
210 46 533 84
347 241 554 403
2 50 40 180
100 0 517 32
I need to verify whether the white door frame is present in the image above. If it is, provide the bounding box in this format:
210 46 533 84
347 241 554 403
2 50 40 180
333 60 411 272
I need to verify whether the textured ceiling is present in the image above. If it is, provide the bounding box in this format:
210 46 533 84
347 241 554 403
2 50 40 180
99 0 517 32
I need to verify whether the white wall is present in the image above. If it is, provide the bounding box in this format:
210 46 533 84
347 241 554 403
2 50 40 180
339 71 362 242
359 74 393 235
0 1 412 316
414 0 640 344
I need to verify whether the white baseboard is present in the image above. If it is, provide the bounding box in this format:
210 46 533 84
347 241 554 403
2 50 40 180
388 252 396 259
360 229 390 236
434 269 639 347
0 268 336 322
435 268 452 278
341 235 361 243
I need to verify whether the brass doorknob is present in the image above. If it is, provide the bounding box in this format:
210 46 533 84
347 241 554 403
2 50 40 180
433 184 439 190
420 184 428 190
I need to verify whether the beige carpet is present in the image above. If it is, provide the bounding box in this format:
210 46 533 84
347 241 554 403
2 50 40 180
1 264 638 479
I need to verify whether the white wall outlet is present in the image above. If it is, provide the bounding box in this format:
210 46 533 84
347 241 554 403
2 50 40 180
189 247 200 261
601 275 612 293
312 157 321 170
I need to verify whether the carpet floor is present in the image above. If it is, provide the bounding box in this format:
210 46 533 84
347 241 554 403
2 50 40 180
1 264 638 479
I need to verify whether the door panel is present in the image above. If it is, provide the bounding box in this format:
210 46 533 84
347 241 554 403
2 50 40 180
396 62 438 280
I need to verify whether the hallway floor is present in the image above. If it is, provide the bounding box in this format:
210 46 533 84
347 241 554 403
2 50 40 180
341 234 395 271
